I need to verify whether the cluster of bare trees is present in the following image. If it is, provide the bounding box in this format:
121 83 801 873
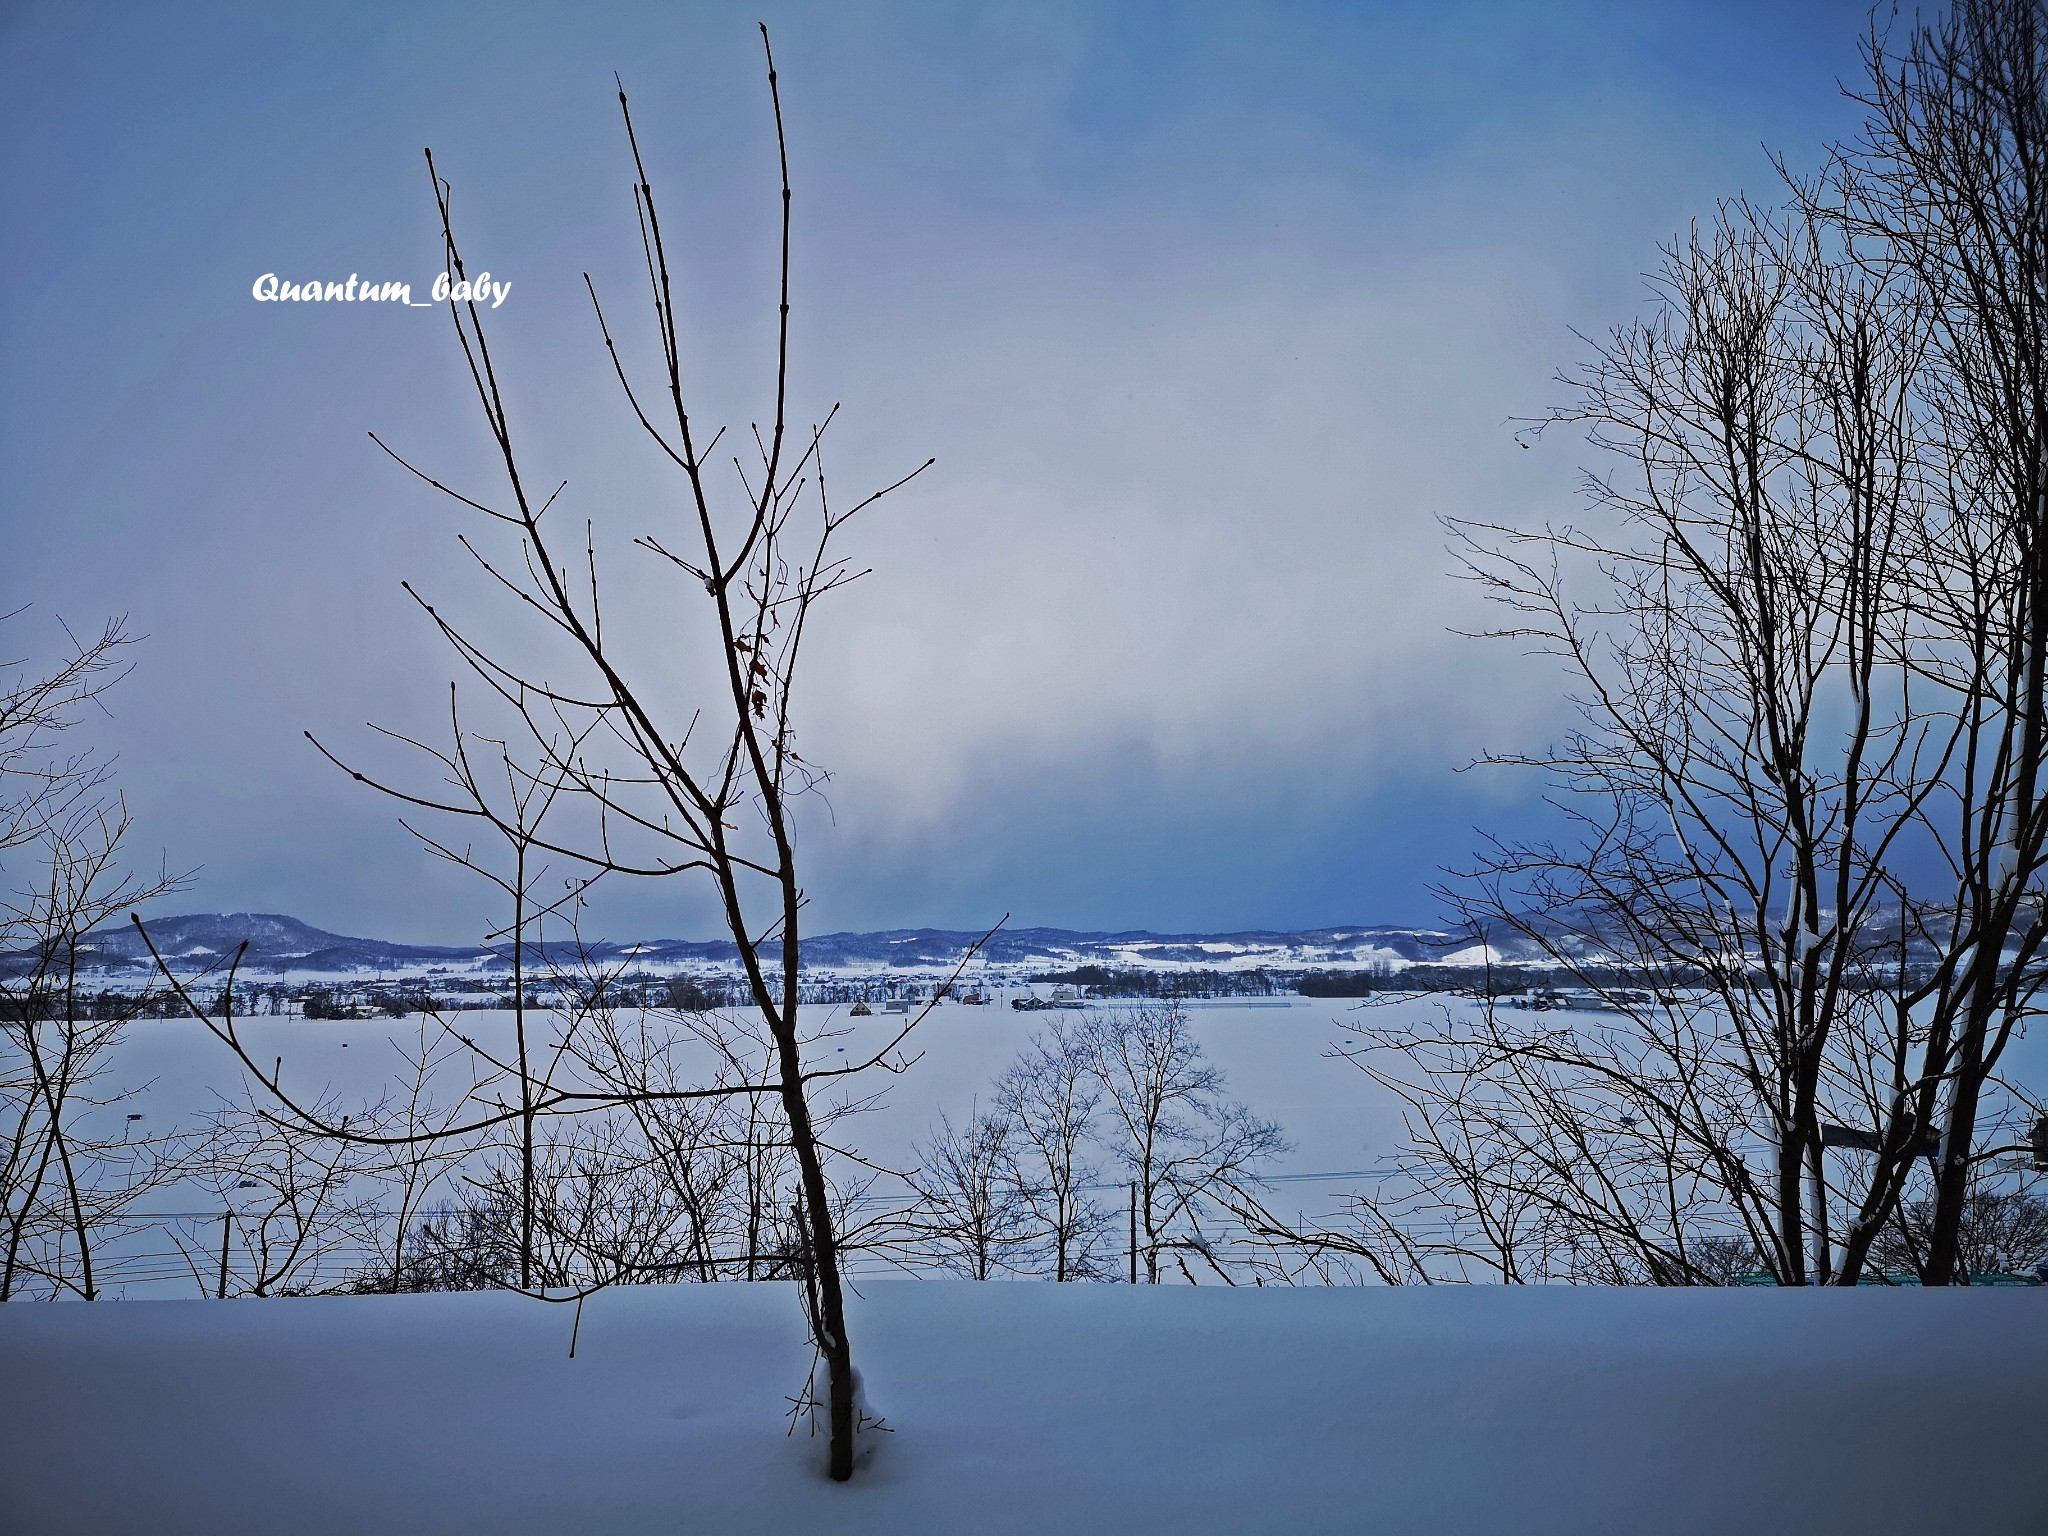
0 615 185 1300
334 981 901 1297
912 1005 1290 1284
1346 0 2048 1287
0 624 510 1307
6 987 1302 1299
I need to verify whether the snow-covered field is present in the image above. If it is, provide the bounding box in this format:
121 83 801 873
91 998 1417 1295
108 996 1410 1179
2 1280 2041 1534
69 994 2048 1295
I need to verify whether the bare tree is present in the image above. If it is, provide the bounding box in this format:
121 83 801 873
560 956 898 1286
1080 1004 1286 1284
1355 4 2048 1290
1 616 185 1300
141 29 953 1475
1873 1184 2048 1280
314 692 604 1291
995 1019 1112 1280
455 1117 724 1291
1379 1 2048 1284
1805 0 2048 1287
1426 187 1946 1286
1343 996 1808 1285
177 1082 382 1298
565 1001 765 1285
352 1016 495 1293
910 1108 1033 1279
0 613 130 858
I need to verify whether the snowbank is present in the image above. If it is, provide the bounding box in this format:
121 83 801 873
1 1283 2040 1534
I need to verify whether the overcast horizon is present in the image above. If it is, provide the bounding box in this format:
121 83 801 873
4 0 1877 946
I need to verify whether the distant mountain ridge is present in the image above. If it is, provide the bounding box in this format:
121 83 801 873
21 912 1506 978
18 905 1985 984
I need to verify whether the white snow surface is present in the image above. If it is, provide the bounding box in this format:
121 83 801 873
2 1281 2041 1534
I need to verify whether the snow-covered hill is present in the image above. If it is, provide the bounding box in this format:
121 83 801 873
16 906 2015 996
25 911 1511 980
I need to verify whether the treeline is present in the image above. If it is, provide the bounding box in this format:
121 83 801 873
1294 964 1963 1000
1297 965 1673 998
1028 966 1294 998
0 988 185 1023
118 971 992 1020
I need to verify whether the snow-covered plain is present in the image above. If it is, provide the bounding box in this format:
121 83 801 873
2 1281 2041 1534
107 996 1409 1180
71 994 2048 1293
91 998 1417 1294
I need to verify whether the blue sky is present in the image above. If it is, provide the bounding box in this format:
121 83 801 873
1 0 1880 941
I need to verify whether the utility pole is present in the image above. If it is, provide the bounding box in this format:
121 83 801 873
1128 1180 1138 1284
217 1212 232 1300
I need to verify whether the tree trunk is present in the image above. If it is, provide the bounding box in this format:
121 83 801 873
774 1029 856 1479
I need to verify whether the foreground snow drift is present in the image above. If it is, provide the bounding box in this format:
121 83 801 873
2 1283 2040 1534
